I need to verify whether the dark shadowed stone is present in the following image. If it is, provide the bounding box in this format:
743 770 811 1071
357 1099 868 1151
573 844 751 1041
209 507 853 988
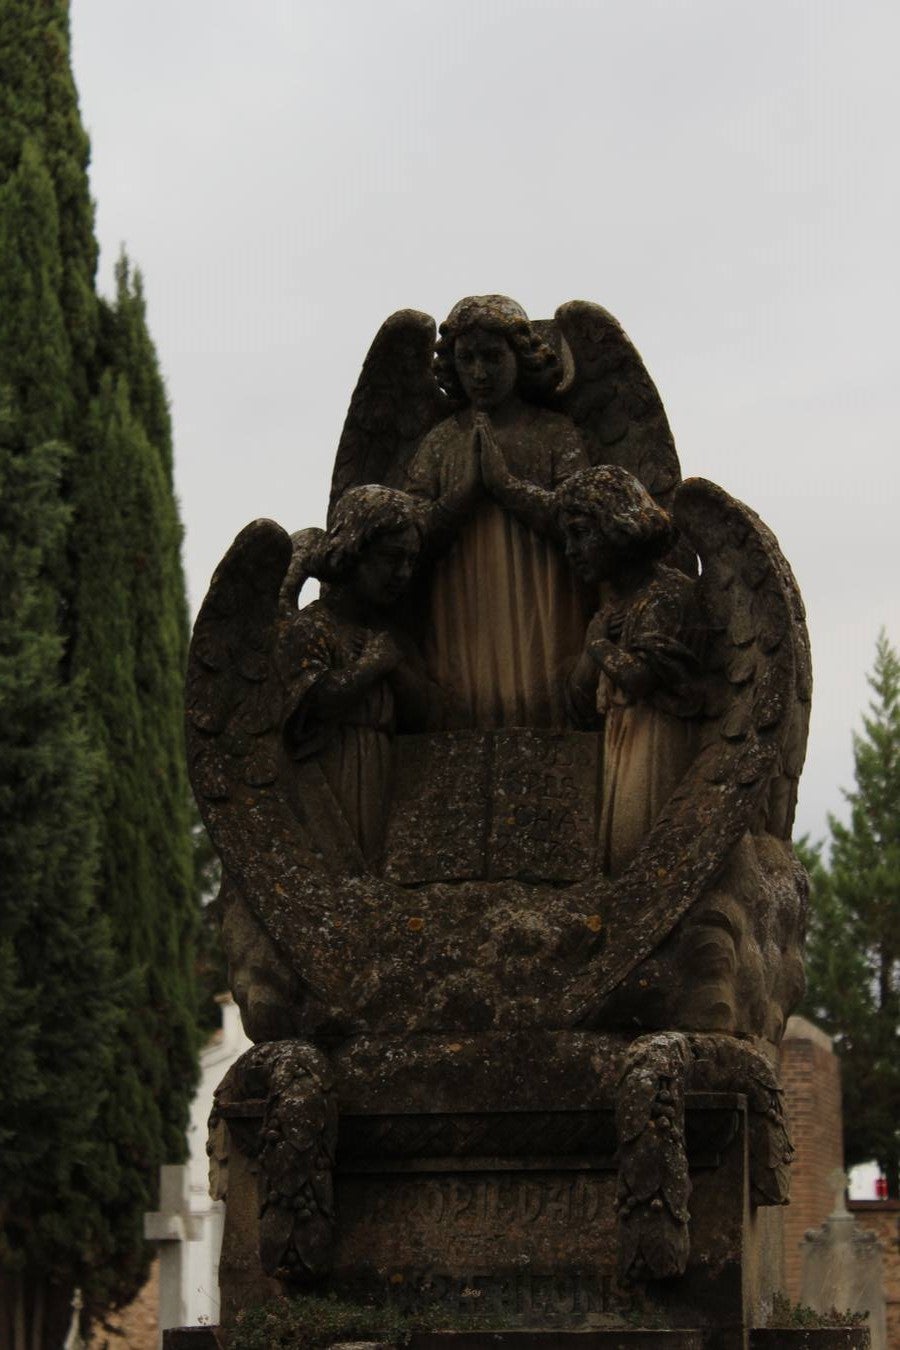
185 297 817 1345
162 1331 220 1350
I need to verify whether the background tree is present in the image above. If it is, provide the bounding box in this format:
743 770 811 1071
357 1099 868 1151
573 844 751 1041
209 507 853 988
801 632 900 1196
0 2 200 1340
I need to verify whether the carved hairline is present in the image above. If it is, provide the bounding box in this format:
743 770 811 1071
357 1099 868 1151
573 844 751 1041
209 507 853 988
435 297 561 399
556 468 675 553
322 486 425 579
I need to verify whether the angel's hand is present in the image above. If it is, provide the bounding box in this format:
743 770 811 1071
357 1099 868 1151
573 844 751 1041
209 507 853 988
360 630 402 675
585 613 609 658
477 417 511 494
587 631 617 669
605 606 627 641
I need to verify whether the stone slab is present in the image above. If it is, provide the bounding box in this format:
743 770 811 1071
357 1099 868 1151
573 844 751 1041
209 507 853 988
329 1097 752 1333
162 1332 220 1349
163 1330 872 1349
750 1332 870 1349
410 1335 705 1349
383 731 599 884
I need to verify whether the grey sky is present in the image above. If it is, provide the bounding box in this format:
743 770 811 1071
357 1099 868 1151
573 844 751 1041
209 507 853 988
69 0 899 844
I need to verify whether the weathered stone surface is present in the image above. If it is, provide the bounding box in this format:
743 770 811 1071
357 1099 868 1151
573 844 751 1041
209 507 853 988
161 1331 220 1349
184 297 819 1345
384 731 599 884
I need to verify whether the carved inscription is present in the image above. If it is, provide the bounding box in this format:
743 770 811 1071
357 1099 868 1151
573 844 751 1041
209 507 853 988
343 1174 604 1229
489 731 599 882
383 731 600 885
336 1169 617 1286
383 732 489 883
388 1268 614 1320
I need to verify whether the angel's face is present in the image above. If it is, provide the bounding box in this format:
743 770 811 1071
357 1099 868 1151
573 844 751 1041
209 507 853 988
559 509 612 582
354 524 421 607
454 327 518 410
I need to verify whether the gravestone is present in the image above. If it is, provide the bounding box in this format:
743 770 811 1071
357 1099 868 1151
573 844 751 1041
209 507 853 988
800 1173 885 1350
176 297 866 1349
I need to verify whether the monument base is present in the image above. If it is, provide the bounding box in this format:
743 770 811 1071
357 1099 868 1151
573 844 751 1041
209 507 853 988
163 1327 870 1348
196 1031 869 1349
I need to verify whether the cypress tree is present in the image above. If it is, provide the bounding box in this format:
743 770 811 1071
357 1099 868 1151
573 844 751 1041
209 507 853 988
71 265 200 1308
0 135 118 1347
801 633 900 1195
0 1 200 1336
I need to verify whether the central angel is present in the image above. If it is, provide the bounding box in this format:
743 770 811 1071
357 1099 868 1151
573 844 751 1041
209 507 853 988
405 295 592 728
331 293 682 731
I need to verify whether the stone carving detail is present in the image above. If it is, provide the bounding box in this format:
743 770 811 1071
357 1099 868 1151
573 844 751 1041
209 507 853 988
685 1032 794 1207
616 1033 691 1281
614 1031 795 1281
209 1041 337 1282
188 296 812 1323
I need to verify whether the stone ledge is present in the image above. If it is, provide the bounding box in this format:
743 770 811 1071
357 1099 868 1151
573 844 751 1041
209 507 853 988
163 1330 871 1349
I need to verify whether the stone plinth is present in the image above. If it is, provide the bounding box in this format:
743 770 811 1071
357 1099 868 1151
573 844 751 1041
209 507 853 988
164 1326 871 1348
329 1096 768 1341
211 1024 789 1350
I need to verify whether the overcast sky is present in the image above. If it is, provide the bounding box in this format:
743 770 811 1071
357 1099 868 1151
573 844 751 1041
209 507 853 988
69 0 898 845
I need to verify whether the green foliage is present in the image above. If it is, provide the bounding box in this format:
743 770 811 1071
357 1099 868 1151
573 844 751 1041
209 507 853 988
0 0 201 1334
229 1293 508 1350
767 1292 867 1328
0 0 97 403
66 263 200 1314
800 632 900 1196
0 405 120 1291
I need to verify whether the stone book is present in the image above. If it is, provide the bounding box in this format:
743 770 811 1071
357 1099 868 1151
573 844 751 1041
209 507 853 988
383 729 600 885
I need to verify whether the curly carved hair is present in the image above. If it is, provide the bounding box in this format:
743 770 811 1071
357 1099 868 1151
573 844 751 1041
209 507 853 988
434 295 562 404
321 484 425 583
556 465 675 565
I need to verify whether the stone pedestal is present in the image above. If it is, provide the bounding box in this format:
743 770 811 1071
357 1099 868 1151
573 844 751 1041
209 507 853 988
163 1325 870 1348
328 1095 771 1347
175 1032 871 1350
207 1026 792 1350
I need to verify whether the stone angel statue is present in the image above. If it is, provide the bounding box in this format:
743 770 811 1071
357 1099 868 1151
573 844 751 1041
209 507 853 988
187 297 809 1045
330 294 683 729
187 297 813 1313
186 483 440 1041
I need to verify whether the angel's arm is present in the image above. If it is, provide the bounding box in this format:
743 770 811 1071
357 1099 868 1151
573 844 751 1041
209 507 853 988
588 635 658 701
305 632 401 717
386 631 447 731
568 612 606 726
588 576 697 700
478 417 559 540
405 424 481 550
280 617 400 755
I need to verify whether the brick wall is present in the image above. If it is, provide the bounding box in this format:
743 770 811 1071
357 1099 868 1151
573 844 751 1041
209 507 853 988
87 1258 158 1350
849 1202 900 1349
780 1015 844 1300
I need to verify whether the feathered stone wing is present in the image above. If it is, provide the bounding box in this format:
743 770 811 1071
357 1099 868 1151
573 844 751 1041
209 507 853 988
328 309 448 521
554 300 682 509
185 519 363 1024
564 477 811 1023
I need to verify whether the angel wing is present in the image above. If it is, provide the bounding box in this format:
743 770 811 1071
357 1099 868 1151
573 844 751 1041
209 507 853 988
278 526 327 617
328 309 448 522
554 301 682 508
186 519 367 1026
186 518 291 804
564 477 811 1023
